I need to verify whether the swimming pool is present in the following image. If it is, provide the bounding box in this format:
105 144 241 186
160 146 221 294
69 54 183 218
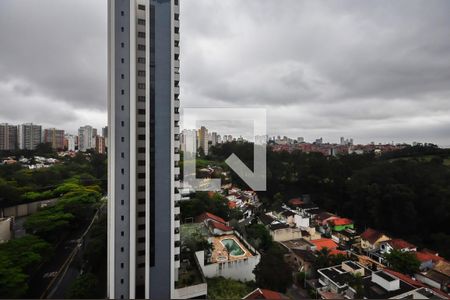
221 238 245 256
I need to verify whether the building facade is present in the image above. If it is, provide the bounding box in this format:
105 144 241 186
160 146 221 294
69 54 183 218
108 0 183 299
18 123 42 150
78 125 97 152
0 123 18 151
43 128 65 150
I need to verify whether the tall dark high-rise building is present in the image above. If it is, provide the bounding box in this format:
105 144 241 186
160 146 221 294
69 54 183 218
107 0 192 299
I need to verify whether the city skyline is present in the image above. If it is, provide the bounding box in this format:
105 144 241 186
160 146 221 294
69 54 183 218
1 1 450 146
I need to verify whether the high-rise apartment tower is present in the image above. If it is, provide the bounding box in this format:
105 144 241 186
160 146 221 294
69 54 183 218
107 0 183 299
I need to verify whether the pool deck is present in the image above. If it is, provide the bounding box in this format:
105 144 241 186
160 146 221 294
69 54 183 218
211 234 253 263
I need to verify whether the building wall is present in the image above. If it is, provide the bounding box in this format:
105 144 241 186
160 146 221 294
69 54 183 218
0 217 13 243
270 227 303 242
195 250 260 282
0 123 18 151
44 128 65 150
18 123 42 150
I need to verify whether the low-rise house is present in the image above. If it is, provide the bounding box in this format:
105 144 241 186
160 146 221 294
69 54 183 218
195 231 260 282
328 218 354 232
415 260 450 292
243 288 288 299
379 239 417 254
269 223 303 242
360 228 391 251
310 238 346 256
207 220 234 236
287 198 304 208
332 228 360 249
415 251 444 271
287 248 317 274
315 212 337 226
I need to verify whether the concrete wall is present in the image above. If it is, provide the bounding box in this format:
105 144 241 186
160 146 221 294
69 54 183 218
195 250 260 282
271 227 302 242
0 217 13 243
1 199 58 218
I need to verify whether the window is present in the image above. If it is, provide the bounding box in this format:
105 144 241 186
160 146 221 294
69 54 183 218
138 198 145 205
121 200 124 205
121 137 125 142
121 27 124 32
175 54 179 60
138 83 146 90
138 19 146 25
138 4 145 10
138 250 145 256
175 40 179 47
138 122 145 128
138 44 146 51
121 121 124 127
175 27 179 34
121 184 124 190
138 224 145 230
138 135 145 140
138 160 145 166
137 57 146 63
121 42 125 48
121 152 125 158
121 89 125 95
121 74 125 79
138 237 145 243
138 96 145 102
138 212 145 218
121 215 124 221
138 173 145 179
138 109 145 115
121 247 124 252
174 0 179 5
121 105 124 111
121 263 124 269
121 231 124 236
121 58 125 64
138 31 146 38
138 70 146 77
175 13 179 21
174 107 179 114
138 147 145 153
121 11 124 16
121 168 124 174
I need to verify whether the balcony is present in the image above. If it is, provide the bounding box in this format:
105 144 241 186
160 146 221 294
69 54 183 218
174 167 180 175
174 60 180 68
174 113 180 121
174 33 180 41
174 206 180 215
174 99 180 108
174 86 180 94
174 153 180 161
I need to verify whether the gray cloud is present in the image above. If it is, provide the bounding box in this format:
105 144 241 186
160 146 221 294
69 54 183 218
0 0 449 145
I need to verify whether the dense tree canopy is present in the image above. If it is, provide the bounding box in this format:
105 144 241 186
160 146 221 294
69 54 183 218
210 143 450 259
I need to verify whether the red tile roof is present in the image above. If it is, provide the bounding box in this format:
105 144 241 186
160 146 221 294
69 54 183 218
196 212 226 224
330 218 353 226
386 239 416 250
383 269 425 288
415 251 444 263
360 228 386 244
208 220 233 232
243 288 287 299
310 238 338 251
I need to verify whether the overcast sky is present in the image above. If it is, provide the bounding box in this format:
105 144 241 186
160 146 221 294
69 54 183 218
0 1 449 145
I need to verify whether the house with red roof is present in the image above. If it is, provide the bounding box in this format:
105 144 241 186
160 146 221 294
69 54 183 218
243 288 288 299
360 228 391 251
207 219 233 236
328 218 354 232
310 238 347 256
196 212 227 225
415 251 444 271
288 197 304 207
196 212 233 236
379 239 417 254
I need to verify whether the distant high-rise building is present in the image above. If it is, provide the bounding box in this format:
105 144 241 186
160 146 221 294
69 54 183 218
18 123 42 150
198 126 209 155
96 135 106 154
102 126 109 153
0 123 18 151
43 128 65 150
64 134 76 151
211 132 218 147
297 137 304 143
78 125 97 152
107 0 192 299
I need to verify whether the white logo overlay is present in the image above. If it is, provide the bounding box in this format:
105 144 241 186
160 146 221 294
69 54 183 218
181 108 267 191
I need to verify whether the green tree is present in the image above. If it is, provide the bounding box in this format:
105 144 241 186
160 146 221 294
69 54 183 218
253 245 292 292
207 277 253 300
66 273 101 299
384 249 420 275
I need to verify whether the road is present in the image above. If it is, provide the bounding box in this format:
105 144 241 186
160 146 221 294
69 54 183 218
26 204 104 299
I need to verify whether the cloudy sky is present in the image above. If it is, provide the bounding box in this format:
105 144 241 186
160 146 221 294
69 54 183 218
1 1 449 145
